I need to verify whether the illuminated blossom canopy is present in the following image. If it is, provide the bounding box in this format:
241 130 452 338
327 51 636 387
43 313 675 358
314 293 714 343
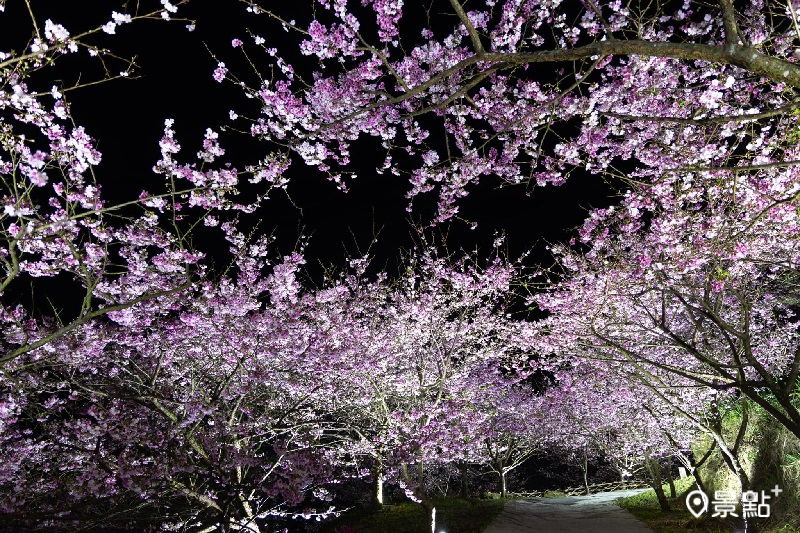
2 0 800 530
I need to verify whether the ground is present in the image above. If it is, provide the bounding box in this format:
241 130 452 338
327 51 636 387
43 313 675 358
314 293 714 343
483 489 653 533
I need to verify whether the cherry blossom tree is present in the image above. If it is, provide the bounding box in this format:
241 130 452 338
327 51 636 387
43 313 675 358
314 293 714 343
6 0 800 529
309 247 537 529
1 233 540 530
1 5 540 528
1 243 345 530
534 242 783 503
473 384 544 498
0 0 277 368
533 165 800 438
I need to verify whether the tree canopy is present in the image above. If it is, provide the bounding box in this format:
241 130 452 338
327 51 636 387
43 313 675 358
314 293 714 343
2 0 800 531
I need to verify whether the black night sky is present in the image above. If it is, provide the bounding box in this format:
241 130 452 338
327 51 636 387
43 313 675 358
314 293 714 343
3 0 620 285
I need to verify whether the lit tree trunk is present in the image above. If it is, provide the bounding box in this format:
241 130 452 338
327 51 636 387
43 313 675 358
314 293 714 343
401 461 437 532
419 461 437 532
232 434 263 533
582 447 590 495
374 458 384 507
414 498 436 533
237 492 262 533
491 456 508 498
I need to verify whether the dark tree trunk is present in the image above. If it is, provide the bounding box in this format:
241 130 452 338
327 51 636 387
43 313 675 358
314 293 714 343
645 455 670 512
582 448 590 495
688 441 715 495
666 456 676 498
692 469 706 494
459 461 470 498
710 429 751 493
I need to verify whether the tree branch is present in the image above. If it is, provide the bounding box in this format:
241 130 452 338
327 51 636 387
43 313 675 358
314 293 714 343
1 280 192 365
448 0 484 54
606 99 800 125
668 159 800 174
483 40 800 88
718 0 741 45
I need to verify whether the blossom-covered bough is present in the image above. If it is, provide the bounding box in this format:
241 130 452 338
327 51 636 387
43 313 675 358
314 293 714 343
0 0 249 367
232 0 800 219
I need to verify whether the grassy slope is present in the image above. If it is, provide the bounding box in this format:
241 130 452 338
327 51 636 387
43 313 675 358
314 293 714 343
318 498 505 533
617 477 799 533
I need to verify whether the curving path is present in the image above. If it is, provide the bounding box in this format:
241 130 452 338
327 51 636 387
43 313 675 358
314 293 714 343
483 489 654 533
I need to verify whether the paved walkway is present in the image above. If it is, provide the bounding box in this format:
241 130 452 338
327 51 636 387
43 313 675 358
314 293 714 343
483 489 654 533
